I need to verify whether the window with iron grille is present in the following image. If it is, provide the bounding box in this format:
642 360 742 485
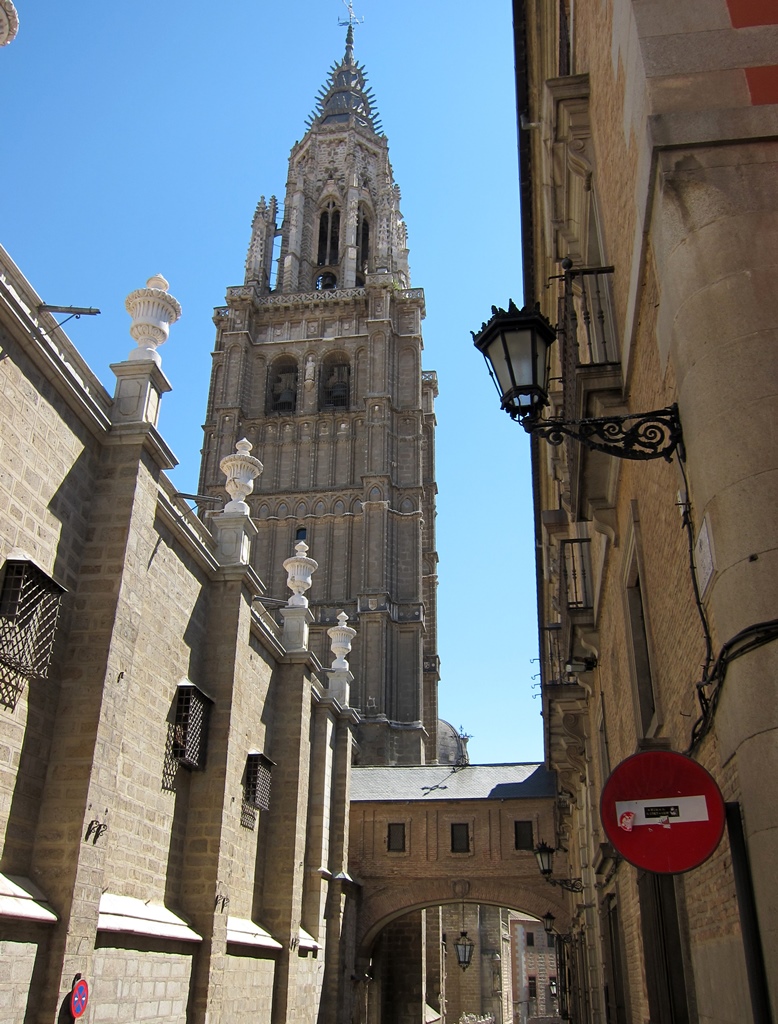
528 976 538 999
0 559 65 679
515 820 534 850
244 752 273 810
387 822 406 852
172 683 211 770
451 823 470 853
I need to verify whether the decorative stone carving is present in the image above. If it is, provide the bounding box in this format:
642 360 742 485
0 1 19 46
245 196 278 292
328 611 357 671
124 274 182 365
220 438 263 514
283 541 318 608
327 610 356 705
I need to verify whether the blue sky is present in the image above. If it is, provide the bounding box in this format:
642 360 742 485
3 0 543 764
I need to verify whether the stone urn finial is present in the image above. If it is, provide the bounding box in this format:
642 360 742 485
220 438 263 514
328 611 357 671
124 273 182 365
0 2 19 47
283 541 318 607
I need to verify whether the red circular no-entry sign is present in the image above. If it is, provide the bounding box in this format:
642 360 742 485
600 750 725 873
70 978 89 1019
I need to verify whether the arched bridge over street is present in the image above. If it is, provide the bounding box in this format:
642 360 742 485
349 762 571 957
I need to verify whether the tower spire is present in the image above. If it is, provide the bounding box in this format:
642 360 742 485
306 7 381 134
345 23 354 63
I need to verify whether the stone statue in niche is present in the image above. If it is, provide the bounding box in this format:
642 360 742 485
304 356 315 392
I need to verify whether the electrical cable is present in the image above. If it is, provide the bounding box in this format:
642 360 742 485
677 457 714 695
676 462 778 752
688 619 778 752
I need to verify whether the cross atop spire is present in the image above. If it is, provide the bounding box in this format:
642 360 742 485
339 1 363 63
338 0 363 30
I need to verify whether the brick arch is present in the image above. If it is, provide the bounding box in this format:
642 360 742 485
356 876 571 957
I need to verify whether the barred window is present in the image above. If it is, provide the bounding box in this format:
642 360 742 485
244 752 274 810
0 558 65 679
172 683 212 770
451 823 470 853
387 822 406 852
514 820 534 850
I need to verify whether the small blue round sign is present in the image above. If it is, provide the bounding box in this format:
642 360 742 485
70 978 89 1018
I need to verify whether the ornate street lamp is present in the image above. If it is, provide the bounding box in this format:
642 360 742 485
472 302 683 461
472 300 556 422
542 910 556 934
534 841 584 893
453 902 475 970
453 931 475 971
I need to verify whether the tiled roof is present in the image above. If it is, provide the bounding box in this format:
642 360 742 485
351 763 555 802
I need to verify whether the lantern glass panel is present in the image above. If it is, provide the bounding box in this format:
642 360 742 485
486 328 532 401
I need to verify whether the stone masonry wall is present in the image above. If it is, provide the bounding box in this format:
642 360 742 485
0 310 103 880
91 941 193 1023
527 1 778 1021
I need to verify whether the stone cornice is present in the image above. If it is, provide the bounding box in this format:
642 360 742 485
223 285 425 315
0 255 112 439
105 421 178 471
226 285 368 308
155 486 221 575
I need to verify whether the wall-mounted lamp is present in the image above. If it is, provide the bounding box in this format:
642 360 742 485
534 841 584 892
541 909 573 943
472 301 683 462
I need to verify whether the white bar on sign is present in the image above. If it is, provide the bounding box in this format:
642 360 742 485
615 795 709 826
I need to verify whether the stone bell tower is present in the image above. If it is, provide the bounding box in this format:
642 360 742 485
199 26 439 765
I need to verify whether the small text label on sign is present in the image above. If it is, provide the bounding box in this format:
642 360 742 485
615 795 709 829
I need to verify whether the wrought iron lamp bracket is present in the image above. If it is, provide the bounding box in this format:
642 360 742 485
545 875 584 893
519 404 684 462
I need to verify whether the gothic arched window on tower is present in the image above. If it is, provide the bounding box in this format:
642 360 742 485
320 353 350 410
268 356 298 414
356 205 371 286
317 201 340 269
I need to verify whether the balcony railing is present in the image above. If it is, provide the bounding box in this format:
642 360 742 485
558 266 617 423
564 266 617 366
543 622 565 686
560 538 593 613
